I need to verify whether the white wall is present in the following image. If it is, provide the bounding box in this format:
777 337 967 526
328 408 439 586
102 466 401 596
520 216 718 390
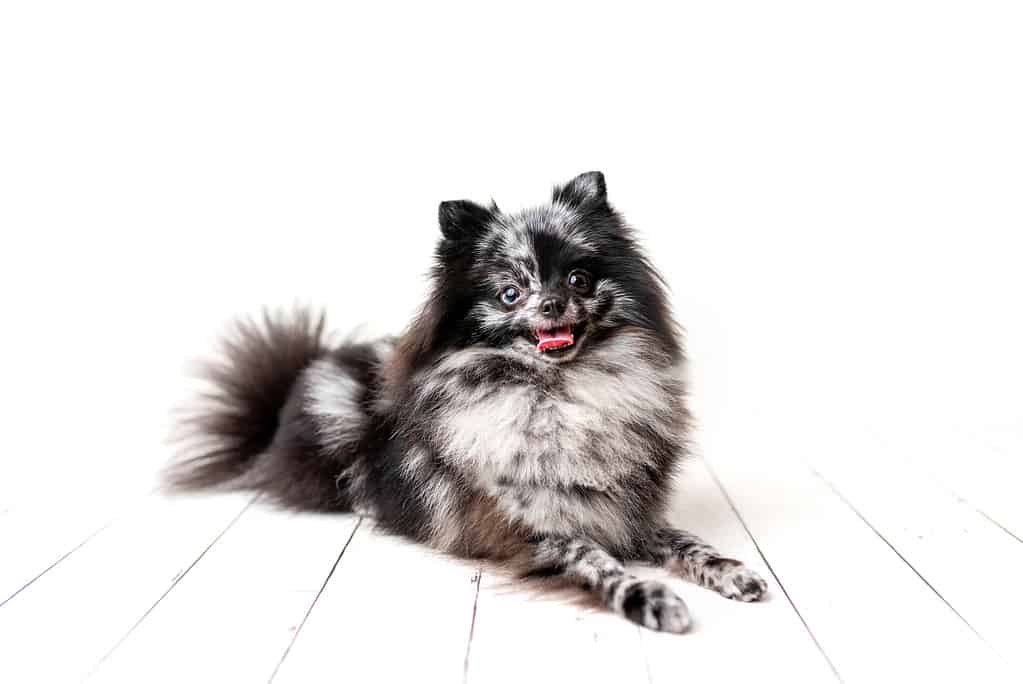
2 1 1021 503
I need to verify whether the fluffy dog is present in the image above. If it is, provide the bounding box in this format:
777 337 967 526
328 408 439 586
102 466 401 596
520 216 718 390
170 171 767 632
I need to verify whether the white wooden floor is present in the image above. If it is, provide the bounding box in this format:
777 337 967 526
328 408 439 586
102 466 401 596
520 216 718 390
2 415 1021 684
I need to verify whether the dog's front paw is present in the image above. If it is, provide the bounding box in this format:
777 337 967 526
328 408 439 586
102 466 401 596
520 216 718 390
620 580 692 633
718 564 768 602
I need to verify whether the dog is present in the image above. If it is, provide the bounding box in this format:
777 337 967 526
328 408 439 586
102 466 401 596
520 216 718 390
169 171 767 632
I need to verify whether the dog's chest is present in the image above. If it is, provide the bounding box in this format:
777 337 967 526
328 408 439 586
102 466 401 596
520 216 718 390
416 347 682 542
435 359 677 489
441 383 637 541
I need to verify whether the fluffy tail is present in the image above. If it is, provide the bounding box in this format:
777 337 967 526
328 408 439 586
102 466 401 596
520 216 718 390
167 307 329 494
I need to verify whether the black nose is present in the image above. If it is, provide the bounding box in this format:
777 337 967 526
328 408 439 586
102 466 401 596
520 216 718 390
540 297 565 318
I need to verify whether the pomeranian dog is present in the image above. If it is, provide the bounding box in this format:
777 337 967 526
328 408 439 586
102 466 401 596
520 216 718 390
170 171 767 632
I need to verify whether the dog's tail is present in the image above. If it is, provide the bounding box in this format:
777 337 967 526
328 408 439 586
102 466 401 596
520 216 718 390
167 306 379 511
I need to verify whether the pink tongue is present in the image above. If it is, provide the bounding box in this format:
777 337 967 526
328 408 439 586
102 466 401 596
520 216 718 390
536 325 574 352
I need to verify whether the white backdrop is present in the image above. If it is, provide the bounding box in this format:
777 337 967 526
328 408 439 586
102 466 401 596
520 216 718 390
2 1 1021 505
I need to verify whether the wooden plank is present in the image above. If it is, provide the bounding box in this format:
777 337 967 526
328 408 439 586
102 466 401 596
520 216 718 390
641 457 839 683
812 432 1023 677
0 492 251 682
970 425 1023 541
702 417 1013 683
271 522 479 684
909 427 1023 543
0 489 146 608
466 570 648 684
91 506 359 683
861 416 1023 543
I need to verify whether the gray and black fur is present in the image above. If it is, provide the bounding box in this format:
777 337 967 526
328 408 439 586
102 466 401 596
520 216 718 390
169 172 767 632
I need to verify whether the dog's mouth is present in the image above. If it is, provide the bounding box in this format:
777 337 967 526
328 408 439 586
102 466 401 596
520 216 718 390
531 323 585 357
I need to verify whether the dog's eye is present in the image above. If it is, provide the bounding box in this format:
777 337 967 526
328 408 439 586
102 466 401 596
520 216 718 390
567 270 592 294
499 286 521 306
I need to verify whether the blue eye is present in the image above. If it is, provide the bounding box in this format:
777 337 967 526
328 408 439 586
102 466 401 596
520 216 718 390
499 286 521 306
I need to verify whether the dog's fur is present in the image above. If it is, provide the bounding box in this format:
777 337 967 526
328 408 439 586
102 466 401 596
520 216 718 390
169 172 766 632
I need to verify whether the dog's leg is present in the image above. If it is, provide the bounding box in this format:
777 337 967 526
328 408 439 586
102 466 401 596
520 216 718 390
644 527 768 602
524 536 691 633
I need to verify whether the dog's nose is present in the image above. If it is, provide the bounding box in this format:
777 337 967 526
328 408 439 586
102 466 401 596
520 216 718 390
540 297 564 318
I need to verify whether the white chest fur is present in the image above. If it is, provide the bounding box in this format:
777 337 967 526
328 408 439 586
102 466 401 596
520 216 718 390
422 334 684 540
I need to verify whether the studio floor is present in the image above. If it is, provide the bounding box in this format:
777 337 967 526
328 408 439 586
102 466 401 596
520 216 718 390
2 413 1020 684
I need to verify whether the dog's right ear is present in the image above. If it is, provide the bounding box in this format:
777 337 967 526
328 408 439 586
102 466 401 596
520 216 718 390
438 200 493 241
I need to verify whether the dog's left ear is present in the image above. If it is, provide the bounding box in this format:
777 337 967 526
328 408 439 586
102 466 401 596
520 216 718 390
552 171 607 208
437 199 493 241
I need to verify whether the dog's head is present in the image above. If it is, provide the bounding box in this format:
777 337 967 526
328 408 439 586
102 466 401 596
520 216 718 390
406 172 680 368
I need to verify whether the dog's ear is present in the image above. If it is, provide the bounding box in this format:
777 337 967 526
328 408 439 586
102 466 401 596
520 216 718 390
438 199 493 240
552 171 607 208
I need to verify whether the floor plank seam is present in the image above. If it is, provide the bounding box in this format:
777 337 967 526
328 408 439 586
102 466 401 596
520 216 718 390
87 494 258 676
268 515 363 683
907 460 1023 547
703 460 845 684
0 517 116 610
966 504 1023 546
866 426 1023 546
0 489 158 610
461 567 483 684
945 430 1023 546
810 468 1000 653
